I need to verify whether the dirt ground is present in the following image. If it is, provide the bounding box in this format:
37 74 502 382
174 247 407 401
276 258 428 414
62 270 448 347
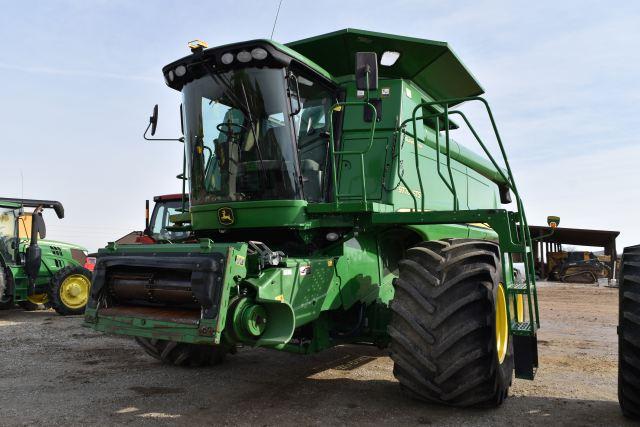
0 282 632 426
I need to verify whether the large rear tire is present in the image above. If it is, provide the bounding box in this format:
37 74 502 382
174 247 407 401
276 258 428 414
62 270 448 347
389 238 514 407
619 245 640 419
134 337 228 367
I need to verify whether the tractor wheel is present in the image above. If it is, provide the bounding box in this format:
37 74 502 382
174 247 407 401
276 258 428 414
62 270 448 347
619 245 640 419
18 294 49 311
389 238 514 407
47 265 92 316
134 337 227 367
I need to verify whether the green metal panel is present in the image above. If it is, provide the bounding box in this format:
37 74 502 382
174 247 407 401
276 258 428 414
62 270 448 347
10 239 87 302
337 135 389 201
335 234 382 309
191 200 308 230
0 201 21 209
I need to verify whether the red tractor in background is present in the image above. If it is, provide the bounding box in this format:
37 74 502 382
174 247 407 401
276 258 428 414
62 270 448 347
83 194 189 272
139 194 190 244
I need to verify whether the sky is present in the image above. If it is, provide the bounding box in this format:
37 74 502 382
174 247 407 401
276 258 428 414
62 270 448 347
0 0 639 252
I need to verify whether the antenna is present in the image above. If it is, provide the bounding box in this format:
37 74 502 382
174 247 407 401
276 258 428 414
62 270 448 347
20 170 24 206
270 0 283 39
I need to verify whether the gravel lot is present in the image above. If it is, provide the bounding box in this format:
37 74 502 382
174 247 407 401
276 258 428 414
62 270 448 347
0 282 632 426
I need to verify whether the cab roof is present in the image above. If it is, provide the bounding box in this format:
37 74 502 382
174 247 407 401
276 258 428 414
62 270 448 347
0 198 64 219
287 28 484 103
154 194 188 202
0 200 21 209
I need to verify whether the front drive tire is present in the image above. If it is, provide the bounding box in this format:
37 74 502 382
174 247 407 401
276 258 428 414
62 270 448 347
0 268 13 310
47 265 92 316
134 337 228 367
619 245 640 419
389 238 514 407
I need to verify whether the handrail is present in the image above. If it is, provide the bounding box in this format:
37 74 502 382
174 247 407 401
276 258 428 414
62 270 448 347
327 94 538 331
435 115 458 210
448 111 513 189
392 130 419 210
328 101 378 206
397 96 539 329
410 105 426 211
443 105 458 211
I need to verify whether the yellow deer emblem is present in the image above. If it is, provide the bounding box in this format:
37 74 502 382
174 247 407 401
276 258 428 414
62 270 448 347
218 207 234 225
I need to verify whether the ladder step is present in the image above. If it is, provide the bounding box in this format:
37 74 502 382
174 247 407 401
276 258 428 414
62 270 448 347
511 321 535 335
507 282 528 293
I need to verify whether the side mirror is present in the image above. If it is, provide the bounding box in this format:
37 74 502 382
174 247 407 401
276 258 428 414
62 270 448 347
143 104 184 142
33 213 46 239
547 215 560 228
150 104 159 136
355 52 379 91
30 208 46 242
25 207 45 287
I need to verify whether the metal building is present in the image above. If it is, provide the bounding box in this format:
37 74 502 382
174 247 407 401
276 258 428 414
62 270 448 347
529 225 619 279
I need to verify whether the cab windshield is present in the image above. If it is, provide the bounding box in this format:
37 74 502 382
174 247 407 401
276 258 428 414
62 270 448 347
0 206 18 263
150 200 190 241
183 67 300 204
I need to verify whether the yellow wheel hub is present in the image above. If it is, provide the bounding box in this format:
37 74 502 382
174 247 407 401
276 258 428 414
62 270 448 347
59 274 90 309
27 293 48 305
495 284 509 364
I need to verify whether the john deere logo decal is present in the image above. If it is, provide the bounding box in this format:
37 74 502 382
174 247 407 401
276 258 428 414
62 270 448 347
218 207 234 225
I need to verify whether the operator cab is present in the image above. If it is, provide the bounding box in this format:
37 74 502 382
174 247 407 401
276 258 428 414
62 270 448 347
0 204 47 265
147 195 190 241
0 205 19 264
162 41 339 206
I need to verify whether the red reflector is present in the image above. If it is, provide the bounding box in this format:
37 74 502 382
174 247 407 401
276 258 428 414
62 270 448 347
84 257 96 271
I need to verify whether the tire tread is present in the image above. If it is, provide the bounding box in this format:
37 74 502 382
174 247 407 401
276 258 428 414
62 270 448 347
619 245 640 419
134 337 227 367
389 238 513 408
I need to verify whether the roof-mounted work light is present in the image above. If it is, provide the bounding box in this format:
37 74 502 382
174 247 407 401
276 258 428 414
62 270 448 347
188 39 208 53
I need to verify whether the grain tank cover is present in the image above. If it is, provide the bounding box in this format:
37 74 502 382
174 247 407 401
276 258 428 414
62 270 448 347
287 28 484 104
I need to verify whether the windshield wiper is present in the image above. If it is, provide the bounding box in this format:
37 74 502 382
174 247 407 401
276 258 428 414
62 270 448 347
239 80 270 188
205 67 270 190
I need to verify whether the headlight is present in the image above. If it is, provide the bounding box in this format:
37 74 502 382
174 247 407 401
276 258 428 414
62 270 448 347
237 51 252 63
326 232 339 241
251 47 268 60
380 51 401 66
221 52 234 65
174 65 187 77
167 70 175 82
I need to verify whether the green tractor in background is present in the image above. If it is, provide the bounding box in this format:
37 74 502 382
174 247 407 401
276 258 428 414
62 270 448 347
0 198 92 315
85 29 544 407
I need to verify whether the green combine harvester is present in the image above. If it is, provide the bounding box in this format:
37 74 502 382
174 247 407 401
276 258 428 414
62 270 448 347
85 29 543 407
0 198 92 315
